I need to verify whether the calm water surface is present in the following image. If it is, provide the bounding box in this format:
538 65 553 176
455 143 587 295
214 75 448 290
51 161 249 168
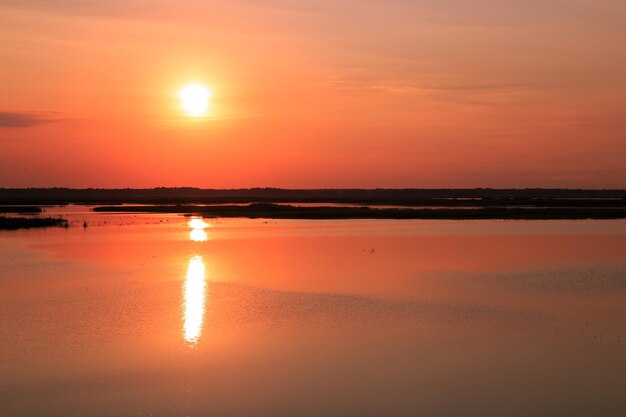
1 206 626 416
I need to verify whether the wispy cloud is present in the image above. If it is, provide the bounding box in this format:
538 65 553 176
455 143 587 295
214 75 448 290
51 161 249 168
0 112 54 128
0 0 150 18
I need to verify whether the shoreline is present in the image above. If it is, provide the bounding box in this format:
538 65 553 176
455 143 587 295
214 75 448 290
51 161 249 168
0 216 68 230
92 203 626 220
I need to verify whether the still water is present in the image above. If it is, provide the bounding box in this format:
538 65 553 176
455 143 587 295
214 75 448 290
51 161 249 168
1 207 626 416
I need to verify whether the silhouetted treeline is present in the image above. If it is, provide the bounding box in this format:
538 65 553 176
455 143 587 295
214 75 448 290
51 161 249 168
93 203 626 220
1 187 625 206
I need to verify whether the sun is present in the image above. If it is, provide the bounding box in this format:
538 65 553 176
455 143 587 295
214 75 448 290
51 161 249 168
179 84 211 117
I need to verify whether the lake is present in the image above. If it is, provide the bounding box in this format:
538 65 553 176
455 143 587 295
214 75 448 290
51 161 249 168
1 206 626 416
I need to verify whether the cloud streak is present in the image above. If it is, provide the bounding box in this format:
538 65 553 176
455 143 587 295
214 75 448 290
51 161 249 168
0 112 54 128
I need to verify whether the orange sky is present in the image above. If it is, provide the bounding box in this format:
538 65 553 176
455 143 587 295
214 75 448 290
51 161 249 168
1 1 625 188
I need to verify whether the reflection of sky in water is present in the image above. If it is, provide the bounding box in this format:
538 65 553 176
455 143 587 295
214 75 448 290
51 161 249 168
3 212 626 417
183 256 206 346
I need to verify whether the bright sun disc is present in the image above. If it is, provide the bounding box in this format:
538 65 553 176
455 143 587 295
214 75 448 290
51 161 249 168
179 84 211 117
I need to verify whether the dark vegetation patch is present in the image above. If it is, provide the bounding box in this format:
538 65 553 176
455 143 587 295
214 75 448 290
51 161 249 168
0 206 42 214
93 203 626 220
0 216 67 230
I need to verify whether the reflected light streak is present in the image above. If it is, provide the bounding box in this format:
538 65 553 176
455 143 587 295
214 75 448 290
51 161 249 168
188 217 209 242
190 229 208 242
188 217 209 230
183 256 207 346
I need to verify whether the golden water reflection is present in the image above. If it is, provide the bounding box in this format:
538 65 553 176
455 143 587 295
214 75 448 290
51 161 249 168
188 217 209 242
190 228 208 242
183 256 207 346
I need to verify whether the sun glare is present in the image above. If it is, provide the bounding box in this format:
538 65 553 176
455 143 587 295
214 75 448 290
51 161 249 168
179 84 211 117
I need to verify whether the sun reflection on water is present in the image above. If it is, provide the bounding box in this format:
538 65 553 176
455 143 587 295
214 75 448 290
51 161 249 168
183 256 207 346
188 217 208 229
190 228 208 242
188 217 209 242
